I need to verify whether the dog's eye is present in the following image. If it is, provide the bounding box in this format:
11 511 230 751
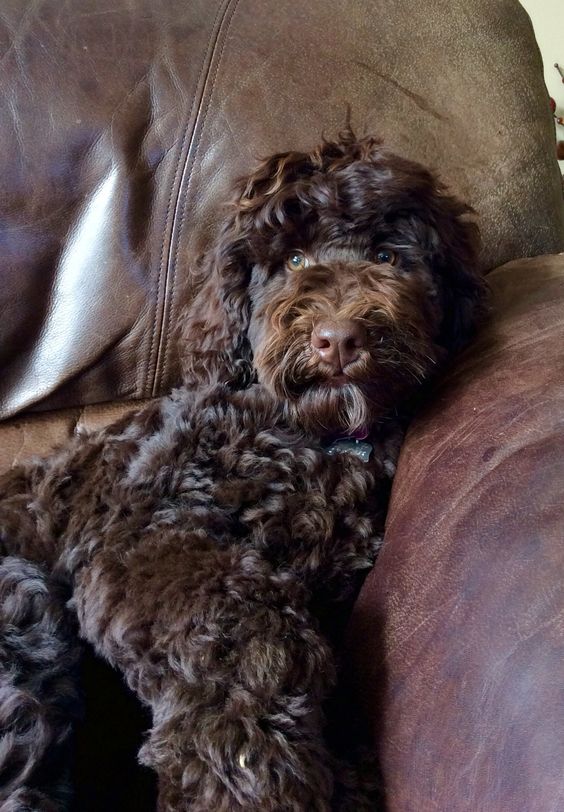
375 249 397 265
287 251 308 271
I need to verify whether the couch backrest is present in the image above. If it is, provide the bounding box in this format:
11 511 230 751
1 0 563 418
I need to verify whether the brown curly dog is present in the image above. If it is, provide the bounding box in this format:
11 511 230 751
0 131 485 811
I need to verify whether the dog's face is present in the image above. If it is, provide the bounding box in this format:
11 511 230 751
180 132 485 435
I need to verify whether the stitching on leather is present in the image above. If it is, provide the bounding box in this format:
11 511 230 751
154 0 242 396
144 0 233 398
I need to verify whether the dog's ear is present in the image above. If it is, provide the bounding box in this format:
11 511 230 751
427 192 487 353
179 149 317 390
179 207 254 390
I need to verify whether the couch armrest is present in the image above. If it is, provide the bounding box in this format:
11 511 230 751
347 254 564 811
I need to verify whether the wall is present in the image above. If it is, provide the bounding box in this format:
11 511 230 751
519 0 564 171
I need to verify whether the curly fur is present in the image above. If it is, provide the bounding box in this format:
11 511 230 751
0 557 81 810
0 130 485 810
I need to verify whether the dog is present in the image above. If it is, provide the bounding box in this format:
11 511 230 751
0 130 486 811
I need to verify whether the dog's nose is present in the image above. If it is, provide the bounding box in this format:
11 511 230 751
311 320 366 372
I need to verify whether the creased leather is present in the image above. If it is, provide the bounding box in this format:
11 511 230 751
0 0 228 418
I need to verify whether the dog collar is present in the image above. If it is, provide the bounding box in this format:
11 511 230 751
324 437 373 462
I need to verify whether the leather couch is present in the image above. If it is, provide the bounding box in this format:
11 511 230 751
1 1 563 809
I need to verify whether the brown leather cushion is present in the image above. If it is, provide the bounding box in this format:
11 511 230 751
0 400 149 476
347 253 564 811
1 0 563 419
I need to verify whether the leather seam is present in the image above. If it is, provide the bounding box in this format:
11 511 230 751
152 0 242 396
143 0 234 398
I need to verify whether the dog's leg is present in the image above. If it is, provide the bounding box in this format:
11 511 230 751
0 463 82 809
72 538 337 812
0 557 82 811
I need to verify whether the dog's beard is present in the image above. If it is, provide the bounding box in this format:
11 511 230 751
285 382 372 436
256 340 366 434
256 326 438 436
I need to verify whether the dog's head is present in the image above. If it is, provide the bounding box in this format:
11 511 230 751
180 131 485 435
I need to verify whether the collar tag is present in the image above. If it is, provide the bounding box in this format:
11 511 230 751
325 438 373 463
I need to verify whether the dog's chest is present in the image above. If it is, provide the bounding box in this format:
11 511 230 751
121 395 378 548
